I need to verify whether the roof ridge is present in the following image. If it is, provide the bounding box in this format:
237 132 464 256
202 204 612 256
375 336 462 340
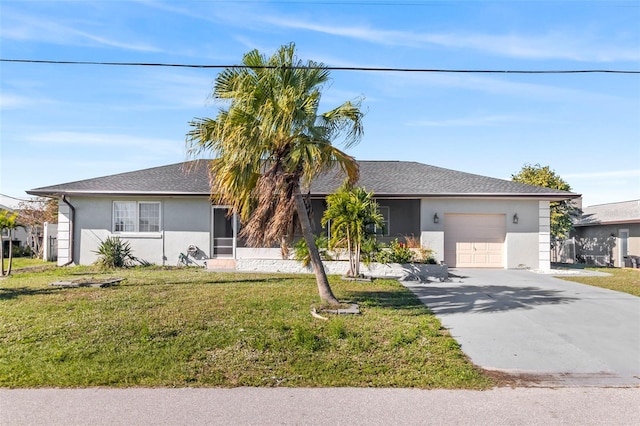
585 199 640 208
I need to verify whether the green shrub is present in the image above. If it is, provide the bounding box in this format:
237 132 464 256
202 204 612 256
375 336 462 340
360 237 383 264
93 236 140 268
375 238 415 264
12 245 33 258
292 233 332 267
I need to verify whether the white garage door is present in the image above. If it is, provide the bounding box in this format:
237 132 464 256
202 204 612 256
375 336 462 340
444 214 506 268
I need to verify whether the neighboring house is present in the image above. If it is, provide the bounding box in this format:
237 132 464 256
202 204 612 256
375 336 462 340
572 200 640 267
27 160 579 270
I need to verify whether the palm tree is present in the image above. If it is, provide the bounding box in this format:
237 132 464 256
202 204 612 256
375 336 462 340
187 43 364 304
0 209 19 276
322 185 383 277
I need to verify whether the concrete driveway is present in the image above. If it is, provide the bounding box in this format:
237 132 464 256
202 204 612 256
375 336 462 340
403 269 640 386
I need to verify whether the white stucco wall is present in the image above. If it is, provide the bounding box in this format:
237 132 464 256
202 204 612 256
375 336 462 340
235 259 448 280
419 198 545 269
58 195 552 270
236 247 282 259
64 196 212 266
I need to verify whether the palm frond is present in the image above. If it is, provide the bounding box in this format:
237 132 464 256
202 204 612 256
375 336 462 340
185 43 363 252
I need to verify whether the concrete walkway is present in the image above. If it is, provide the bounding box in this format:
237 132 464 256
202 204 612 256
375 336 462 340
1 387 639 425
403 268 640 386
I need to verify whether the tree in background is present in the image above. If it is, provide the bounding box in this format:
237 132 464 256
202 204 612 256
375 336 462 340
186 43 364 304
512 164 581 245
17 197 58 258
0 209 19 276
322 185 383 277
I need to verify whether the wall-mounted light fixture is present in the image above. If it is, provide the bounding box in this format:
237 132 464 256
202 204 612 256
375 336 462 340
513 213 519 224
433 213 439 224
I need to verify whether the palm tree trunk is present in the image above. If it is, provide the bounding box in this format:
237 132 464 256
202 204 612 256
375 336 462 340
0 234 4 276
6 230 13 276
354 239 361 277
346 227 355 277
293 186 339 304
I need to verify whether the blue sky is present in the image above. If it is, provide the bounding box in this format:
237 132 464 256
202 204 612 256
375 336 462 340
1 0 639 208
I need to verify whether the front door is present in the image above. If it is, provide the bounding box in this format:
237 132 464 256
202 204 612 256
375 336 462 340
212 207 236 258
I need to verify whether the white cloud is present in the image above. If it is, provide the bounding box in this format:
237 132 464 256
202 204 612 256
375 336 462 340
0 93 35 109
1 9 162 52
373 70 622 104
259 16 639 63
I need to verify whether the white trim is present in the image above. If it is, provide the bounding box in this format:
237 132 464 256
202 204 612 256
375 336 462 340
618 228 629 267
116 232 162 239
538 201 551 271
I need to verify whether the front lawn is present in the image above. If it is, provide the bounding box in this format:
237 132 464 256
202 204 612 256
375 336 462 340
0 266 492 389
4 257 55 270
558 268 640 297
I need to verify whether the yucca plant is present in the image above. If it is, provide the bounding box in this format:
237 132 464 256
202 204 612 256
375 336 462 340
94 236 138 268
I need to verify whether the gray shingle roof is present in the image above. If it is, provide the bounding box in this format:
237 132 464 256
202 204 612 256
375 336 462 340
28 161 212 196
28 160 578 200
576 199 640 226
309 161 576 198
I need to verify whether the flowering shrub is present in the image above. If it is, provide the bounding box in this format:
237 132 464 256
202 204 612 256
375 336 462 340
370 238 438 264
375 239 415 264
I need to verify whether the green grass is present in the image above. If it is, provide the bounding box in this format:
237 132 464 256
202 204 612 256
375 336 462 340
558 268 640 297
5 257 55 270
0 266 492 389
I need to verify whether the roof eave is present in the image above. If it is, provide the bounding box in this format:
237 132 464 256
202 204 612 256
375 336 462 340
310 192 580 200
575 219 640 227
26 190 213 197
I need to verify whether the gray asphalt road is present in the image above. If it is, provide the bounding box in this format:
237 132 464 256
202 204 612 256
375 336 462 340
1 387 639 425
403 269 640 386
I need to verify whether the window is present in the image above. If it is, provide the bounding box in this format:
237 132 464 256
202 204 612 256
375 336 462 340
367 206 390 237
113 201 160 233
114 201 136 232
139 202 160 232
378 206 390 236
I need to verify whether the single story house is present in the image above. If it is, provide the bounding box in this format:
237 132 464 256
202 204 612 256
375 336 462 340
27 160 579 270
572 200 640 267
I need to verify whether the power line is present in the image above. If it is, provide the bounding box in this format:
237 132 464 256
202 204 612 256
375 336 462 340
1 58 638 74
